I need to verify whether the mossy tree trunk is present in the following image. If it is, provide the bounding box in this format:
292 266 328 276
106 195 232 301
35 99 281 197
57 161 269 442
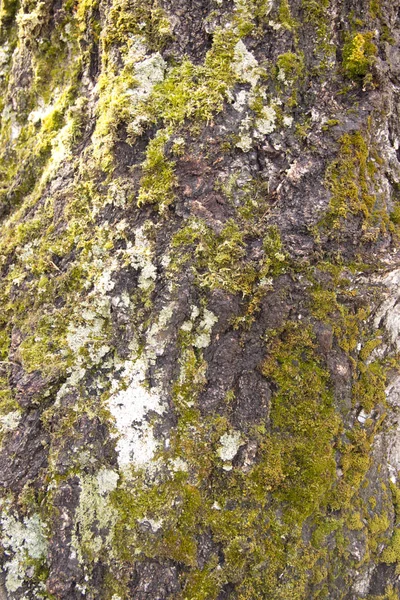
1 0 400 598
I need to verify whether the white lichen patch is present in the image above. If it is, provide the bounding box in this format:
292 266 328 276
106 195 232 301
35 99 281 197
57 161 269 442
254 105 276 137
232 40 260 88
147 302 177 359
232 89 249 113
1 509 48 593
126 48 166 137
108 359 166 470
217 430 243 465
64 257 124 369
236 114 253 152
357 409 373 424
97 467 120 494
138 517 163 532
169 457 188 472
129 52 166 103
180 305 217 347
193 308 218 348
125 224 157 291
66 316 105 355
236 132 253 152
236 99 276 151
286 158 315 182
0 410 22 433
0 41 11 76
72 469 119 561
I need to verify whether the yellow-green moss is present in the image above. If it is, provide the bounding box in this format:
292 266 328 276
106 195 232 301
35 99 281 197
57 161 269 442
342 32 377 80
321 130 387 235
277 0 297 30
137 129 177 211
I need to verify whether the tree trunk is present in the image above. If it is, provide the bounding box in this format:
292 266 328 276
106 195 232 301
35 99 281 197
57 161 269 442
1 0 400 598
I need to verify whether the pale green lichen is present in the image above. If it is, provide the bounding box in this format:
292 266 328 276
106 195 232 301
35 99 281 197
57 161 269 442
0 507 48 593
254 104 277 135
125 221 157 293
72 468 119 563
217 430 243 466
193 308 218 349
0 409 21 433
107 357 166 471
232 39 260 87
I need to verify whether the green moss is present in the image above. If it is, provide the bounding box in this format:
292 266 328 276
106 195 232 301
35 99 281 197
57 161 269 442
352 360 386 412
94 18 240 172
143 27 239 129
347 512 364 531
277 0 297 30
329 428 371 511
274 51 305 107
137 129 177 212
342 32 377 80
369 513 390 536
104 0 171 52
0 0 19 29
321 118 339 131
380 530 400 564
171 218 287 300
390 203 400 225
310 285 369 354
262 323 340 520
321 130 387 235
277 51 305 84
171 218 254 294
0 0 398 595
177 562 221 600
0 372 20 446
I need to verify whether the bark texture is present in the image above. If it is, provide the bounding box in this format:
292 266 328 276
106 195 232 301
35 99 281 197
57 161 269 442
1 0 400 598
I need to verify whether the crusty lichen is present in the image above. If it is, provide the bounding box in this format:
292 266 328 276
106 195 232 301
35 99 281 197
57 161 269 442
0 505 48 593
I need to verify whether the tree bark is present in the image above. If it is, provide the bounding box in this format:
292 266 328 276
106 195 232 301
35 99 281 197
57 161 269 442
1 0 400 598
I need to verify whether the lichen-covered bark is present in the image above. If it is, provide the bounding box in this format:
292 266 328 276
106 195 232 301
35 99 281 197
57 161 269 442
1 0 400 598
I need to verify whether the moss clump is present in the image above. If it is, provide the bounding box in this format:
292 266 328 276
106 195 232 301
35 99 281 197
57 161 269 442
95 21 239 174
379 483 400 566
329 428 372 511
137 129 177 212
145 28 238 128
277 0 297 30
352 359 386 412
104 0 171 52
342 32 377 80
390 203 400 225
322 130 386 235
171 219 287 297
277 51 305 84
275 51 305 107
310 284 369 354
0 0 19 30
262 323 340 520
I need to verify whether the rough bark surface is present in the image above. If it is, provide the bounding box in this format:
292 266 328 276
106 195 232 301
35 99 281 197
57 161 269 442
1 0 400 598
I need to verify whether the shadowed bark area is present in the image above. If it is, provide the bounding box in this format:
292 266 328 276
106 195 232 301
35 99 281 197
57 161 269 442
1 0 400 598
